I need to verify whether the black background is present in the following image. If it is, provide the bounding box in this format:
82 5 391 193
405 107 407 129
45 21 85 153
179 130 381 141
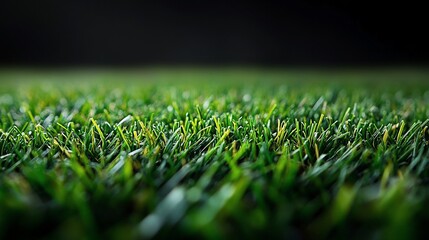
1 0 428 66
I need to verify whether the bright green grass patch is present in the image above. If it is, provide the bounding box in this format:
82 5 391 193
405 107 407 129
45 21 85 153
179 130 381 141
0 69 429 239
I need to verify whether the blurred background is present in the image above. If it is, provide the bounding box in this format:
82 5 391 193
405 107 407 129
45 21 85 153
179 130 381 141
0 0 428 67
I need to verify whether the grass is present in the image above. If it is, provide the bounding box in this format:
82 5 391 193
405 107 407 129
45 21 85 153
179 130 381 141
0 69 429 239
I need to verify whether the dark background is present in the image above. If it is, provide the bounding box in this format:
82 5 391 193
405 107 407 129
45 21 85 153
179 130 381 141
1 0 428 66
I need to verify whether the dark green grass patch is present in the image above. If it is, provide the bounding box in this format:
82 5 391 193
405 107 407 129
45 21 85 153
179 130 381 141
1 69 429 239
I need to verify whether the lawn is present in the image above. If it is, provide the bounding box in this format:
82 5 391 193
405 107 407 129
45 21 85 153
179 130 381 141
1 68 429 239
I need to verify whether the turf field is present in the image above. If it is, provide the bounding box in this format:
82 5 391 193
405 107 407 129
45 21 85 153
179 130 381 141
1 69 429 239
